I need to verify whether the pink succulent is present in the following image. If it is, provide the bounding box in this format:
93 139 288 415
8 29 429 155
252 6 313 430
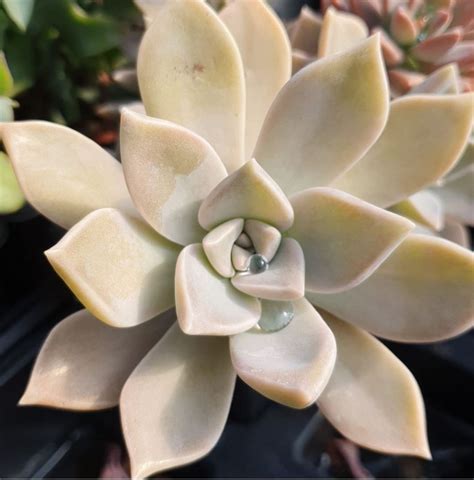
291 0 474 95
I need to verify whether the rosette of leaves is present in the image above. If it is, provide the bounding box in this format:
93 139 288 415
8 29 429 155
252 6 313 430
3 1 473 478
289 3 473 245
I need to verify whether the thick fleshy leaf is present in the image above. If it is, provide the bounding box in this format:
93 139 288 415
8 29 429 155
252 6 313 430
137 0 245 173
433 166 474 226
452 0 474 28
175 244 261 335
463 31 474 43
231 238 305 301
317 311 430 459
121 323 236 478
289 188 414 293
230 298 336 409
202 218 244 278
289 6 322 55
388 69 426 96
244 219 281 262
198 159 294 232
318 7 368 58
0 152 25 214
45 209 179 328
1 121 134 229
232 244 252 271
332 94 474 208
121 109 227 245
348 0 382 27
426 9 452 36
411 29 463 63
254 35 389 195
409 64 461 95
390 191 444 231
435 42 474 72
375 27 404 67
20 309 174 410
390 6 418 45
307 234 474 342
220 0 291 160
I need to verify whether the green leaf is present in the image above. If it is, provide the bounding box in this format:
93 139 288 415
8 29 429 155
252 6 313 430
2 0 35 31
45 53 81 124
0 151 25 214
0 10 10 50
3 32 35 94
0 51 13 96
102 0 141 21
35 0 120 58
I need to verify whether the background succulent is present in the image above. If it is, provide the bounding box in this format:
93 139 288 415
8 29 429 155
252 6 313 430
290 0 473 95
289 3 473 250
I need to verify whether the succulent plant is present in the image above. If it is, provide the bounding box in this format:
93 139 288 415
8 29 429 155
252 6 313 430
2 0 473 477
376 38 473 244
290 3 474 245
108 0 228 97
290 0 473 95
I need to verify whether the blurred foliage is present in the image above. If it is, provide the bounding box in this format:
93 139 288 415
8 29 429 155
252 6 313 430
0 0 141 127
0 0 141 215
0 151 24 214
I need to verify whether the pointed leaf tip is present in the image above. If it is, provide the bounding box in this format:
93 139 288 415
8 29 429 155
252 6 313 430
255 34 389 195
137 0 245 173
121 324 236 478
20 309 174 410
318 311 431 459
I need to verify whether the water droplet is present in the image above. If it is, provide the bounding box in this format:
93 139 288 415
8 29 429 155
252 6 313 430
258 300 294 332
248 254 268 274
